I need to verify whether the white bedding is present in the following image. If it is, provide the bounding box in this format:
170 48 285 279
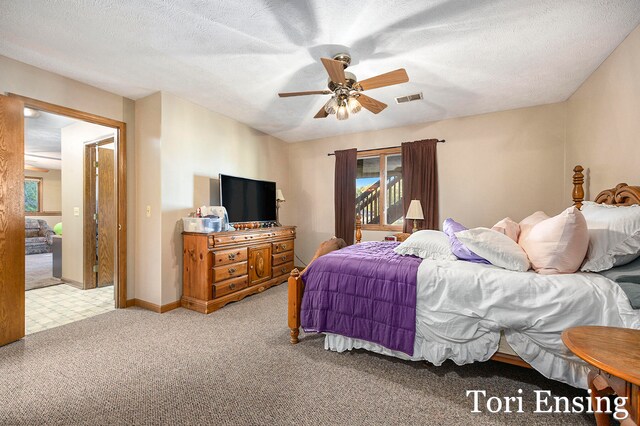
324 259 640 389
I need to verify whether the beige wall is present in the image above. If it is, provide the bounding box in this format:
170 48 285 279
566 25 640 201
134 92 290 305
159 92 290 304
25 169 62 228
60 121 115 283
0 55 136 298
134 93 163 305
288 103 567 263
24 169 61 211
5 20 639 305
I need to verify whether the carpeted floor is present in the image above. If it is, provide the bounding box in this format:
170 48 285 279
0 283 596 425
25 253 63 291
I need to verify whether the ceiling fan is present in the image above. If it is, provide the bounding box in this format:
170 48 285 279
278 53 409 120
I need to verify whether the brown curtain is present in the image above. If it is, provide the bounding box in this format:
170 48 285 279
334 148 357 245
401 139 439 233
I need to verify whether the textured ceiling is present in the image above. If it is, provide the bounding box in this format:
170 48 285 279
1 1 639 142
25 111 77 170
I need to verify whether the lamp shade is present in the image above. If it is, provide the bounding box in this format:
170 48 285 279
276 189 285 202
406 200 424 220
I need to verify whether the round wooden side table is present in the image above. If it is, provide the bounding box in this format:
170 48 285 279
562 326 640 426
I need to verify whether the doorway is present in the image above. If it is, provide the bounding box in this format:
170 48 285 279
0 94 127 346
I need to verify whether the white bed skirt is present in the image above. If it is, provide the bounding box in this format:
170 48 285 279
323 331 592 389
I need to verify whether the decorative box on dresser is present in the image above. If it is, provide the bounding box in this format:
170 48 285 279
182 226 296 314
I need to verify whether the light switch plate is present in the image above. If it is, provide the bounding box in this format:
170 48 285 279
74 207 80 216
146 205 151 217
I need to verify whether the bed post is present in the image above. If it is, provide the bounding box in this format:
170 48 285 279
355 214 362 244
288 268 303 344
572 165 585 209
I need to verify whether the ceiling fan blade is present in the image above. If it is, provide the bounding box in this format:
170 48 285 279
358 69 409 91
278 90 332 97
321 58 346 85
357 94 387 114
314 106 329 119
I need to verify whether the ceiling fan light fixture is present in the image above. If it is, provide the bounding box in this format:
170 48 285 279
336 102 349 121
347 97 362 114
24 107 41 118
324 97 338 114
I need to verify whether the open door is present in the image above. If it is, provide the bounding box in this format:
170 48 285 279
0 95 25 347
97 145 115 287
84 138 115 289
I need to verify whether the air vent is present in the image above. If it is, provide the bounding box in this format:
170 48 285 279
395 92 423 104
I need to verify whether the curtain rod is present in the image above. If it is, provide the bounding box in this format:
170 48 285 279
327 140 445 156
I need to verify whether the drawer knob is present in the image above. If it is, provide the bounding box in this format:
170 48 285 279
281 267 287 274
229 283 236 290
228 253 236 261
279 244 287 250
228 267 236 274
281 255 287 261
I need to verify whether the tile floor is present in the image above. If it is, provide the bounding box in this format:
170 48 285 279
25 284 115 335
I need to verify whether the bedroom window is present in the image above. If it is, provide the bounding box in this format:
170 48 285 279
356 148 403 231
24 177 42 213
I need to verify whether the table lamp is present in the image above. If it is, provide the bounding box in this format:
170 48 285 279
406 199 424 233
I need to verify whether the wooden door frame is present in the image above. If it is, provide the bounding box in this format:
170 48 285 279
0 95 25 346
10 94 128 308
83 137 115 290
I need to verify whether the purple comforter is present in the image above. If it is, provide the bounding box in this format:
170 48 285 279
300 241 422 355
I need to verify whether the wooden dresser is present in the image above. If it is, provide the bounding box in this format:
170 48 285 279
181 226 296 314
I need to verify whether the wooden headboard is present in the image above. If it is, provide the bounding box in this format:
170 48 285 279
572 165 640 208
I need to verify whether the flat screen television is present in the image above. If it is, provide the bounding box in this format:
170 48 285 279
219 174 276 223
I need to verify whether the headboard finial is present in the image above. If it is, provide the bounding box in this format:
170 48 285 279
355 214 362 244
572 165 585 209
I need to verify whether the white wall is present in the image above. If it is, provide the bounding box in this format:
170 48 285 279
288 103 567 263
60 121 115 283
25 169 62 228
0 55 136 299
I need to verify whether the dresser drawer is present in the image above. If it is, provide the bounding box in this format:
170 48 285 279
213 247 248 266
272 261 294 278
272 250 293 266
273 240 294 254
272 228 296 239
213 261 247 282
211 232 270 246
213 275 248 299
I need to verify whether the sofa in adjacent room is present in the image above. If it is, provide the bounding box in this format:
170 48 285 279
25 218 55 255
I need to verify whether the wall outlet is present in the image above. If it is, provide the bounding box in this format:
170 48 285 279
146 205 151 217
73 207 80 216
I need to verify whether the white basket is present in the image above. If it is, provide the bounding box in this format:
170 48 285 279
182 217 220 233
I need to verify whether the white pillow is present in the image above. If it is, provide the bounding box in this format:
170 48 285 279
455 228 531 272
393 230 457 260
580 201 640 272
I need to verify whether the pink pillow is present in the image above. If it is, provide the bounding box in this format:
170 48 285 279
518 211 550 242
492 217 520 242
518 207 589 274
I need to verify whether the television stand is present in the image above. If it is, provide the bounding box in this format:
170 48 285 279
181 226 296 314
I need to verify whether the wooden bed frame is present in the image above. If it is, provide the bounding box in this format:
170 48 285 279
287 165 640 368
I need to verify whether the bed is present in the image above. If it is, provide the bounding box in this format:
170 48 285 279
287 165 640 389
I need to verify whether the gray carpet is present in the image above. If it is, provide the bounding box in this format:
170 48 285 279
26 253 63 291
0 283 596 425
